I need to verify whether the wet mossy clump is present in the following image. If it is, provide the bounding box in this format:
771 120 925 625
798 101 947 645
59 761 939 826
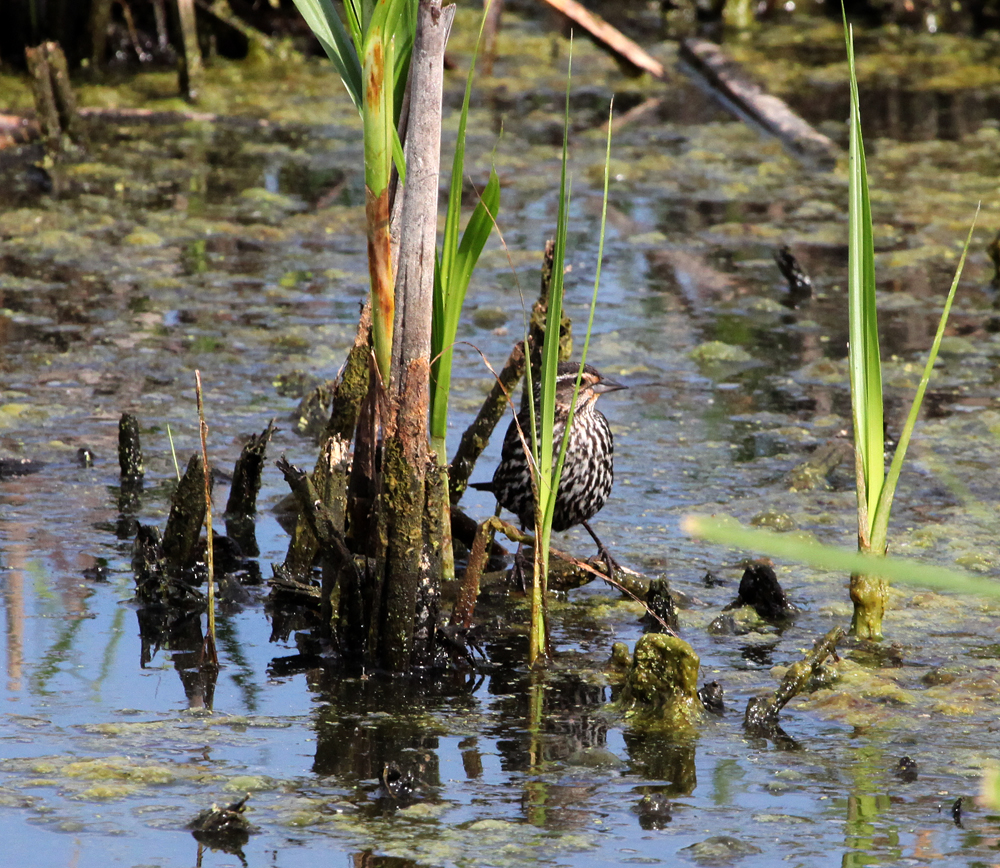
616 634 703 728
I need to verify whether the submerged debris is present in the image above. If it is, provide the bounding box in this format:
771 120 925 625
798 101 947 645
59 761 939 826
895 756 918 782
377 763 424 809
697 680 725 715
786 438 853 492
681 835 763 862
744 626 844 736
188 792 254 852
774 245 813 308
726 562 795 621
635 793 672 830
0 457 44 478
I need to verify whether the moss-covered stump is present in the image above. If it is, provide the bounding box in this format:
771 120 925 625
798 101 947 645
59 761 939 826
850 572 887 640
617 634 703 728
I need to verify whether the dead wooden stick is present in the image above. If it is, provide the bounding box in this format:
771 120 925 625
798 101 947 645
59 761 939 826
195 371 219 668
680 38 838 166
176 0 204 101
538 0 667 79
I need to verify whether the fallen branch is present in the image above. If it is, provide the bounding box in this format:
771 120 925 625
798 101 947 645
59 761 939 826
537 0 667 79
680 38 838 166
744 626 844 734
453 515 672 634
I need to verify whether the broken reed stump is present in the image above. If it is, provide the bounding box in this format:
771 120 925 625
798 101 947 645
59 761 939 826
163 453 210 570
118 413 145 481
283 436 350 577
118 412 144 512
24 41 85 155
325 303 373 443
276 456 363 653
224 420 275 557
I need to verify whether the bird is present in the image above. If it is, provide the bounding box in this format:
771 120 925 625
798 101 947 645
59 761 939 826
474 361 626 573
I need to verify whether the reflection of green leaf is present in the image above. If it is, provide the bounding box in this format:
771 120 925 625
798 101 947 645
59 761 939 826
31 616 85 696
216 615 261 714
682 515 1000 597
94 604 127 699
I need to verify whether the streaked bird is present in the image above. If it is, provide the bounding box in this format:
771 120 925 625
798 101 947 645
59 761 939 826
475 362 625 572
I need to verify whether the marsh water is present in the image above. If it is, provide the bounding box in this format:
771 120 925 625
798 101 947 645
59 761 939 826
2 9 1000 867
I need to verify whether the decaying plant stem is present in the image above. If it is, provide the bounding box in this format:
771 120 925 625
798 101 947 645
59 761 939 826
224 420 275 557
744 626 844 733
325 302 373 442
195 371 218 668
176 0 204 100
284 435 350 577
25 41 85 155
276 456 363 652
162 453 208 570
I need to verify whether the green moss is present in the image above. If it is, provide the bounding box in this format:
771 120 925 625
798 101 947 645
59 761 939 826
688 341 752 364
617 634 703 728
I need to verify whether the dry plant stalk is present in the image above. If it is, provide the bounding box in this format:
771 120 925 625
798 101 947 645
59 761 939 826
195 371 219 668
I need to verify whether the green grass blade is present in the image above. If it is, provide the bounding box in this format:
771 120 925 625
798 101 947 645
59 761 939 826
683 514 1000 599
454 169 500 286
869 209 979 551
428 171 498 453
537 53 572 534
439 9 490 294
290 0 363 109
844 16 883 544
528 35 574 664
429 7 497 456
430 168 500 440
551 98 615 503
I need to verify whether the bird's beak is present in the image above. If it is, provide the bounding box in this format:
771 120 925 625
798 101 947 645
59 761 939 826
593 376 626 394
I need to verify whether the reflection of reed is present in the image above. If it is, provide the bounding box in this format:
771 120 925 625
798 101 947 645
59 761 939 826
3 564 23 692
622 730 698 797
1 463 122 698
310 676 446 790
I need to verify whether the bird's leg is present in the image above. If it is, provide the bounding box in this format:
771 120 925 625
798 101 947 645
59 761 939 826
582 520 621 577
510 542 531 593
